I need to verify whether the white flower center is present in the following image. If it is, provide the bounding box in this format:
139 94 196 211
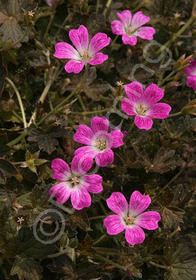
80 50 92 62
66 174 81 188
124 214 135 226
124 25 136 36
135 103 149 116
95 138 108 151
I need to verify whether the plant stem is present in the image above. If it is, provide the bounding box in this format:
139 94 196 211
158 71 175 87
161 15 196 51
28 66 59 127
6 77 27 128
70 108 110 115
89 215 106 220
111 35 119 49
37 97 78 126
93 254 127 271
159 164 186 195
77 94 86 112
93 234 107 245
37 65 89 125
167 111 182 118
103 0 112 15
149 261 169 270
7 130 28 147
54 13 72 41
43 12 55 39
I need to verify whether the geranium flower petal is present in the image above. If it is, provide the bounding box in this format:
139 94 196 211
51 158 70 180
74 124 94 144
110 130 124 148
142 84 164 104
129 191 151 216
121 98 136 116
136 27 155 40
184 59 196 75
131 11 150 28
53 42 80 59
111 20 125 35
122 34 137 46
49 182 71 204
64 60 85 74
117 10 132 26
187 75 196 90
69 25 89 53
84 174 103 184
148 103 171 119
106 192 128 215
74 146 97 158
104 214 125 235
88 52 108 65
89 33 110 55
84 174 103 193
71 155 93 175
125 82 143 102
136 211 161 230
71 187 91 210
134 115 153 130
125 226 145 245
95 149 114 167
91 116 109 133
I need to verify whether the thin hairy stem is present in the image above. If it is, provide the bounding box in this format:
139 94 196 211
6 77 27 128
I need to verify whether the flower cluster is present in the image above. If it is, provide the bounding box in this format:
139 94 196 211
49 9 183 246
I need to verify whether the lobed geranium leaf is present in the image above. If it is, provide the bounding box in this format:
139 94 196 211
10 257 43 280
27 126 65 154
0 158 22 184
164 242 196 280
162 206 184 229
70 209 91 231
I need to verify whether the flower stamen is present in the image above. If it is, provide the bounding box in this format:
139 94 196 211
95 138 107 151
66 174 81 187
124 214 135 225
135 103 149 116
81 50 92 62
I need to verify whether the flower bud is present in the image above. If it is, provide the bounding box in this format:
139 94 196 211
181 99 196 116
173 54 193 72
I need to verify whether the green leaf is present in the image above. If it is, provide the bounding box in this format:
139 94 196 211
27 127 66 154
164 243 196 280
162 206 184 229
70 209 91 231
20 150 47 173
10 257 43 280
0 158 22 183
17 227 56 259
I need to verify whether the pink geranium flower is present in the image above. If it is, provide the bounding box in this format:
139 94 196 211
121 82 171 130
104 191 161 246
184 58 196 91
49 155 103 210
111 10 155 46
53 25 111 74
73 116 124 167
